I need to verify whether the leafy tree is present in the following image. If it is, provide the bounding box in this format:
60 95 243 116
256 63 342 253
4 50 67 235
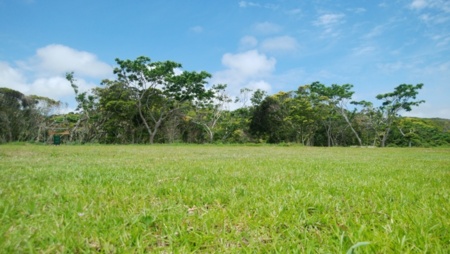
389 117 449 147
288 85 320 145
306 82 340 146
66 72 101 143
351 100 382 146
0 87 62 143
376 84 425 147
310 82 363 146
250 92 294 143
250 89 268 108
189 84 231 143
96 80 139 143
0 87 26 142
109 56 214 144
27 95 64 142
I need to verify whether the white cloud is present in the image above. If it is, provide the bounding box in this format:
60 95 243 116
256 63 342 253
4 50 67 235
19 44 112 78
379 2 388 8
260 36 299 53
240 36 258 49
363 25 385 39
0 45 111 109
213 50 276 103
432 34 450 47
246 80 271 92
253 22 282 34
286 8 302 15
348 7 366 14
239 1 260 8
239 1 278 10
221 50 276 78
418 13 450 24
0 62 28 92
189 26 203 33
314 13 345 38
409 0 450 12
352 45 376 56
29 76 97 99
314 13 345 27
377 61 414 73
410 0 428 9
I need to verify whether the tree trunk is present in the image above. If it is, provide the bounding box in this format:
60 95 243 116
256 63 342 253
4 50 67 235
381 128 390 147
137 100 156 144
340 109 362 146
149 118 163 144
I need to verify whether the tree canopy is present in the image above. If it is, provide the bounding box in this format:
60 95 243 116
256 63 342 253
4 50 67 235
1 56 448 147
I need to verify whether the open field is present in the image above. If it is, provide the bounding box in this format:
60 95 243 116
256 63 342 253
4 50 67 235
0 144 449 253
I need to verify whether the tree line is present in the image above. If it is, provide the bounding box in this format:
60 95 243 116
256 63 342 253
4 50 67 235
1 56 449 147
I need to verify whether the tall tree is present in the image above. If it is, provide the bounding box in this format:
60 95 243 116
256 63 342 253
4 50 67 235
66 72 101 143
307 82 340 146
189 84 231 143
310 82 363 146
96 80 139 143
376 83 425 147
250 92 294 143
0 87 62 143
109 56 214 144
0 88 27 142
351 100 383 146
288 85 320 145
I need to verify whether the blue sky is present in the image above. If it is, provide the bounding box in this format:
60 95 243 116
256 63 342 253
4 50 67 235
1 0 449 118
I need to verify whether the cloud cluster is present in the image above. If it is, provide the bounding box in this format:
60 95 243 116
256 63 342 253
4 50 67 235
409 0 450 12
314 13 345 37
253 22 282 35
20 44 112 78
238 1 278 10
217 20 300 104
260 36 299 53
0 44 112 108
213 50 276 101
409 0 450 25
189 26 203 33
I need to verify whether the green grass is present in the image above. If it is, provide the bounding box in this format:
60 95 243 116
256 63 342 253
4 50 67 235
0 144 449 253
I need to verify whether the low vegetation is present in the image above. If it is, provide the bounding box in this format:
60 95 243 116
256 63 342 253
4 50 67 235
1 144 449 253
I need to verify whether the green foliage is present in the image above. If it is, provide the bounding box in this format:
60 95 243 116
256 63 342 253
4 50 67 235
250 92 294 143
104 56 216 144
2 55 443 147
0 87 63 143
375 84 425 147
388 117 450 147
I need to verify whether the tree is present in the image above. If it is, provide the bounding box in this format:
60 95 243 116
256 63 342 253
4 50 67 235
0 87 62 143
0 87 27 142
351 100 383 146
96 80 139 143
310 82 363 146
27 95 64 142
307 82 340 146
189 84 231 143
288 85 320 145
66 72 101 143
376 83 425 147
250 92 294 143
109 56 214 144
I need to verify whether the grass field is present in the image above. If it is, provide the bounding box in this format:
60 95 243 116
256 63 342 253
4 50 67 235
0 144 449 253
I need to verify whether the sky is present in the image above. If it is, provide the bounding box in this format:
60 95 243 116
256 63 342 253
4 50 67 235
0 0 449 118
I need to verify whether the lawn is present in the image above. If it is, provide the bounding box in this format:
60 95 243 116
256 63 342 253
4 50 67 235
0 144 449 253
